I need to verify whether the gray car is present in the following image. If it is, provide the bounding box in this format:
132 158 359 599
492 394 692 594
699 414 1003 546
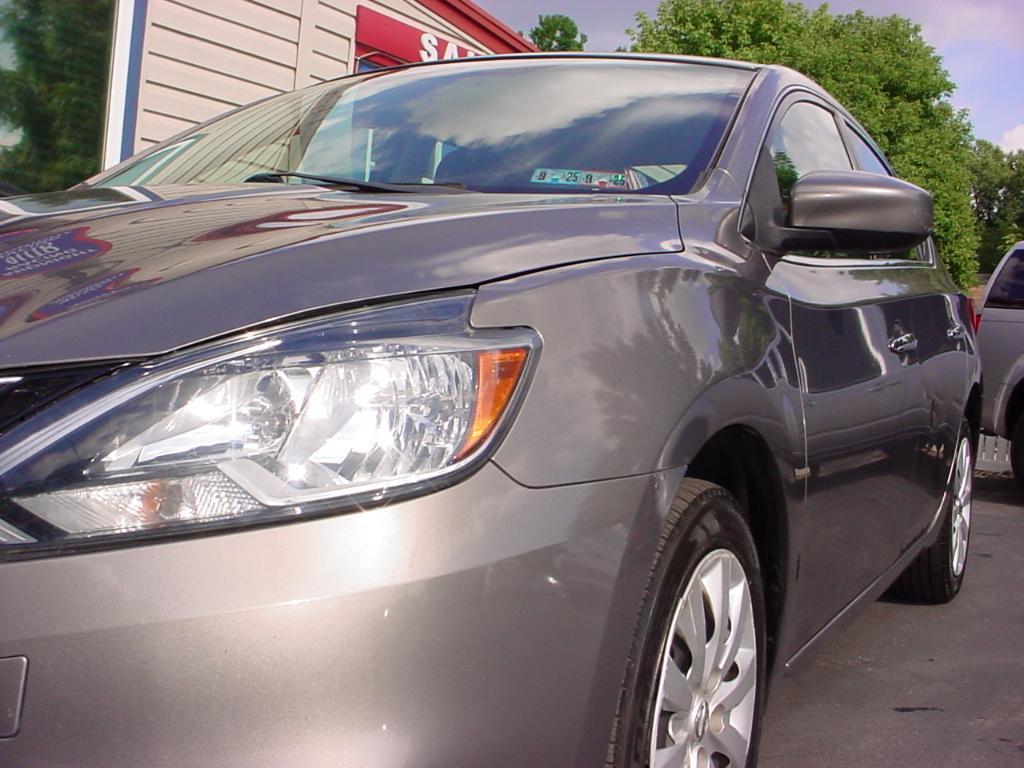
0 55 979 768
978 240 1024 483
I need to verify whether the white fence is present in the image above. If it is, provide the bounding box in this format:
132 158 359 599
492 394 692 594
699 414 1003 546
977 434 1013 474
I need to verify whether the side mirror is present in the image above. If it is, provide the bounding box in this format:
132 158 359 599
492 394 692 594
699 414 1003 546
781 170 932 253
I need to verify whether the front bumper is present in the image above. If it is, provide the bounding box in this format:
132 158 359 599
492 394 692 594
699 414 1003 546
0 463 678 767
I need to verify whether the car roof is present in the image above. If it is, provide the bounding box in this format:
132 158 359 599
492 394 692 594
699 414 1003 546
350 51 836 109
349 51 763 78
348 51 829 111
354 51 832 82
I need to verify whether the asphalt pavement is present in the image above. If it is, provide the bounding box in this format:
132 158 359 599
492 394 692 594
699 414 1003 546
759 473 1024 767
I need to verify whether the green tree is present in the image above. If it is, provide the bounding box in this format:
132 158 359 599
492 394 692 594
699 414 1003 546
771 149 798 198
1000 223 1023 254
0 0 113 193
629 0 980 288
970 140 1024 271
528 14 587 51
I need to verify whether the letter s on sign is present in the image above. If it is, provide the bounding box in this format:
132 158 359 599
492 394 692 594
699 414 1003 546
420 33 438 61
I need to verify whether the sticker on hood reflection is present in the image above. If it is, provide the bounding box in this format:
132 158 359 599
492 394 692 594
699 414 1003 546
0 292 33 326
0 227 112 279
28 269 159 321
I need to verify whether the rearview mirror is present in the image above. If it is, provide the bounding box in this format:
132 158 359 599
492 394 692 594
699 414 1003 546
780 170 932 253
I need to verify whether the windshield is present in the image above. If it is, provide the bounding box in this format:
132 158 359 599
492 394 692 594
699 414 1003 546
987 247 1024 309
92 59 753 195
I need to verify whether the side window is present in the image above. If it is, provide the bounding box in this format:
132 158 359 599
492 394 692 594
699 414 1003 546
769 101 851 199
987 249 1024 309
760 103 925 263
845 125 890 175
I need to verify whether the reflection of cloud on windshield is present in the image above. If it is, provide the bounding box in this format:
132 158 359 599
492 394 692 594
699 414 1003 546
557 95 722 158
400 63 744 147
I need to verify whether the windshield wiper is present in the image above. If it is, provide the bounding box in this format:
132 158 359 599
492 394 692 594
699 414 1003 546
243 171 413 193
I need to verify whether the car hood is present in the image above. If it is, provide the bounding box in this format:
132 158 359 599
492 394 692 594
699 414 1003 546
0 184 682 367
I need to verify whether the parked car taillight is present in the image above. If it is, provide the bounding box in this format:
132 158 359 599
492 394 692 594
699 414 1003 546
968 297 981 332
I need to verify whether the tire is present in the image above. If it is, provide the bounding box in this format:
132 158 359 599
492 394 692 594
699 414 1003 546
889 420 973 604
1011 413 1024 492
609 479 767 768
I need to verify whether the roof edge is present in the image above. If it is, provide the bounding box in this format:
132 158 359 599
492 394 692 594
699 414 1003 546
418 0 538 54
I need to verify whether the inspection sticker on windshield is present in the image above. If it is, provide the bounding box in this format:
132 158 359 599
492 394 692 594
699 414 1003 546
531 168 628 189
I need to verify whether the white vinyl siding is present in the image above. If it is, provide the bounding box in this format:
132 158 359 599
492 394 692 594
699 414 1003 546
132 0 494 155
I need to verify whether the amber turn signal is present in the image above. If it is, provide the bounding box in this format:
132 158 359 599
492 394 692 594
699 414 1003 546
457 348 529 459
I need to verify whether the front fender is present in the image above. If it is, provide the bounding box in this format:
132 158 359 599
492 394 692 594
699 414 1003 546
471 252 803 488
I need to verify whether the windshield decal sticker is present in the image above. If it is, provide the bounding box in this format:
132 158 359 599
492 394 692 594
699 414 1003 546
0 227 112 280
530 169 629 189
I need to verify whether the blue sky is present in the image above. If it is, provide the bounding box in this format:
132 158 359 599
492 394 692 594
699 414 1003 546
478 0 1024 151
0 0 8 70
0 0 15 148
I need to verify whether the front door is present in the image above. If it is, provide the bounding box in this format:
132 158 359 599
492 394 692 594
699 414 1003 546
840 123 968 541
779 262 930 646
751 97 934 649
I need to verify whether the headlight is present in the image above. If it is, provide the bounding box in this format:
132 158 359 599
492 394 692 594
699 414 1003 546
0 294 537 555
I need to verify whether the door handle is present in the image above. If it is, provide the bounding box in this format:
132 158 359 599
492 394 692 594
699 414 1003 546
888 332 918 354
947 325 966 340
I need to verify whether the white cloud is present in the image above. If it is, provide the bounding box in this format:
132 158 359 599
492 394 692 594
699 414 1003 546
0 127 20 148
0 118 19 147
915 2 1023 49
999 124 1024 152
0 20 14 69
821 0 1024 50
485 0 1024 53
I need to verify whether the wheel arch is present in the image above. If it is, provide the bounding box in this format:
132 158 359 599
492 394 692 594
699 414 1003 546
683 424 790 681
965 382 981 451
1003 376 1024 439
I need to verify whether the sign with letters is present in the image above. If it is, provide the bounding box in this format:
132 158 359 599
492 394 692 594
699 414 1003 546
355 6 479 68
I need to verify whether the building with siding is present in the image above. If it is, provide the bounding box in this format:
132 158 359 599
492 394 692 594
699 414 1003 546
102 0 534 169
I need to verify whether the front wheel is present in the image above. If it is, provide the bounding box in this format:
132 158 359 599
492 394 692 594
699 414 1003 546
610 479 766 768
889 420 973 603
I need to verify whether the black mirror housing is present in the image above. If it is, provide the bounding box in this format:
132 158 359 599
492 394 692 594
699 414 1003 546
783 170 932 253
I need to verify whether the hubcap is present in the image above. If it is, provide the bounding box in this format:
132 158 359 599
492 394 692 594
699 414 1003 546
950 435 972 577
649 549 757 768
